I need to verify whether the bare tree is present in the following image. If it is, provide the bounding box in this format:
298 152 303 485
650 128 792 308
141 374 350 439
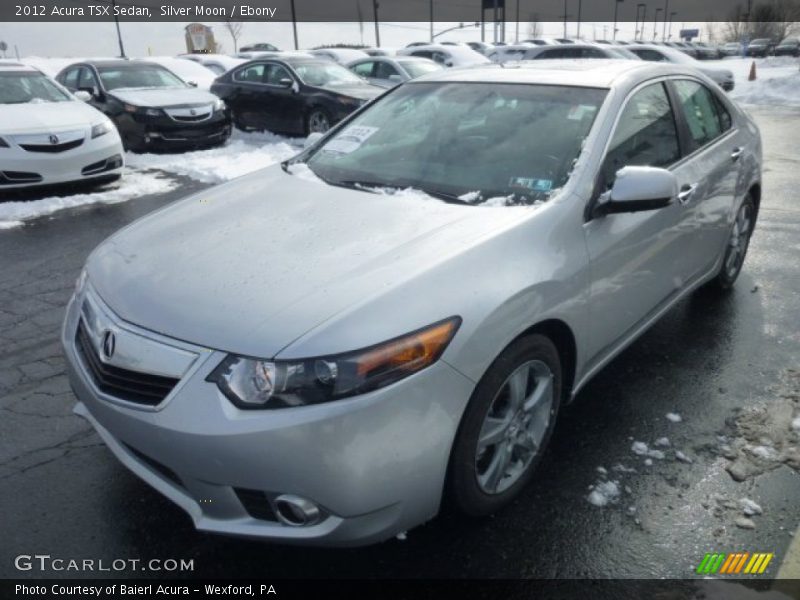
721 0 799 41
527 14 543 39
224 21 244 53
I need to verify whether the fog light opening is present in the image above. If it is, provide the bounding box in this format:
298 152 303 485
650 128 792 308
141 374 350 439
274 495 321 527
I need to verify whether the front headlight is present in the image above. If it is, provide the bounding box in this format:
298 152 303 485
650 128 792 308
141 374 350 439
91 121 113 139
208 317 461 409
74 268 88 296
124 104 162 117
213 98 226 111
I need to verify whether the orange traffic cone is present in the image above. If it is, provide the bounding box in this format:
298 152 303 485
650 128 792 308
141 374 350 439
748 61 757 81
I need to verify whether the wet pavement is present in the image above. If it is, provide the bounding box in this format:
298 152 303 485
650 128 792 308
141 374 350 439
1 108 799 583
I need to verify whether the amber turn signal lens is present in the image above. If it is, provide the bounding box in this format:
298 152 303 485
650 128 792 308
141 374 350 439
356 318 461 378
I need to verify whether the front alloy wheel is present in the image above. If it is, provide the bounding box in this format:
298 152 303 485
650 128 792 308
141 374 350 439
307 109 331 134
449 334 562 516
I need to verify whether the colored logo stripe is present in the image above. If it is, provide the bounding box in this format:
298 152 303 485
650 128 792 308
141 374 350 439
697 552 774 575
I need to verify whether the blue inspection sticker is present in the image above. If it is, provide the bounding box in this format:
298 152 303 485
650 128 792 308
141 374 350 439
509 177 553 192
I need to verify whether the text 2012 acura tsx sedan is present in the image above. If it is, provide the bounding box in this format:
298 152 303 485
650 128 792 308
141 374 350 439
56 60 231 152
63 61 761 546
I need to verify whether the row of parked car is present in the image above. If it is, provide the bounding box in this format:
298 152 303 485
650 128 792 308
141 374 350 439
0 30 758 192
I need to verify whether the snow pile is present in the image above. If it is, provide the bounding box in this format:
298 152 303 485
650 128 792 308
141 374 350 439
631 441 665 460
286 162 325 185
666 412 682 423
792 417 800 433
739 498 763 516
747 444 780 461
587 480 621 507
127 130 301 184
675 450 693 464
0 171 177 229
654 437 670 447
719 56 800 107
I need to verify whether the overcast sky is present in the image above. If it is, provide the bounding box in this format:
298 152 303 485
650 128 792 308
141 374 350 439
0 20 707 58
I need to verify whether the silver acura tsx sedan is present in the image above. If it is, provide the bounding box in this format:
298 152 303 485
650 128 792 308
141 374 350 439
63 60 761 546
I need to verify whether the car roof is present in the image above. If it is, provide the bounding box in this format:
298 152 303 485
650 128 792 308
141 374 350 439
410 59 683 88
76 59 160 68
0 62 37 72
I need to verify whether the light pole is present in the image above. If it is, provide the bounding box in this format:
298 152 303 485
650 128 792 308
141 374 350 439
667 10 676 40
290 0 298 50
576 0 582 39
635 3 646 41
612 0 624 41
661 0 669 41
653 7 662 40
563 0 568 39
372 0 380 47
111 0 126 58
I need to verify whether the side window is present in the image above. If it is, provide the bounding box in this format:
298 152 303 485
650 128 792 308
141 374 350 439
351 61 375 78
264 64 292 85
411 50 433 59
62 68 79 89
582 47 607 58
602 82 681 185
374 62 399 79
672 80 724 151
431 52 448 64
714 96 733 132
78 68 98 91
636 49 667 62
536 49 562 59
234 63 266 83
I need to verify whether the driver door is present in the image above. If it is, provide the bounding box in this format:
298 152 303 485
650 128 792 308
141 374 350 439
583 81 697 367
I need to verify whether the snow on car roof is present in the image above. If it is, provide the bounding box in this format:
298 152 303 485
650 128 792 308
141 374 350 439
0 62 37 71
410 59 673 89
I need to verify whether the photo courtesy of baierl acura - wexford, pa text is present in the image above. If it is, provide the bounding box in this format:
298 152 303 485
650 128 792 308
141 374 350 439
2 0 800 598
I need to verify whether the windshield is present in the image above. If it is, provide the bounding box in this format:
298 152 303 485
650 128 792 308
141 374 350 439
0 71 72 104
302 82 607 205
400 60 443 78
293 62 363 87
751 39 770 44
779 38 798 45
97 66 187 90
609 47 641 59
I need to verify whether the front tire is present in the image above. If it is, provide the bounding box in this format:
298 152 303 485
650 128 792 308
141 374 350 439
306 107 332 135
710 194 756 290
448 334 562 516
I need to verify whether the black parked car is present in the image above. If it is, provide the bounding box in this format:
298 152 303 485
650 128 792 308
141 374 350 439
746 38 775 57
774 37 800 56
210 57 384 135
240 43 280 52
56 60 231 152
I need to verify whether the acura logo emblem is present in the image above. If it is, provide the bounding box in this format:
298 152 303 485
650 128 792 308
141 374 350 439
49 134 59 145
101 330 116 360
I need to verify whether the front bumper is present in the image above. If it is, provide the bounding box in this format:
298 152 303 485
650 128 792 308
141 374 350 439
116 110 232 151
0 131 124 190
62 286 475 546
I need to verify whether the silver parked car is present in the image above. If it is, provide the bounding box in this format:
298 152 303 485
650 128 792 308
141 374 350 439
627 44 735 91
347 56 443 88
64 60 761 546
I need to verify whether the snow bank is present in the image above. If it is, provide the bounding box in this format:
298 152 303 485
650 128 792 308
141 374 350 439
718 56 800 107
739 498 763 516
126 130 301 184
0 171 176 228
666 412 682 423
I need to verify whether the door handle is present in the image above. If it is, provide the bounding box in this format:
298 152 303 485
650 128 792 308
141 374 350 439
731 147 743 161
677 183 698 205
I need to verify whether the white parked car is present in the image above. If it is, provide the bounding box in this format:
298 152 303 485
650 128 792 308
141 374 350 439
348 56 443 88
179 54 246 76
0 63 123 190
397 44 491 67
309 48 369 64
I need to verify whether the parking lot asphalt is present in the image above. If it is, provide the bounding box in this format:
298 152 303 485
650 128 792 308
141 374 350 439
1 107 799 585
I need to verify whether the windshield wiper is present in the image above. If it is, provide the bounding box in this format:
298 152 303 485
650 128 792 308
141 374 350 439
336 180 470 205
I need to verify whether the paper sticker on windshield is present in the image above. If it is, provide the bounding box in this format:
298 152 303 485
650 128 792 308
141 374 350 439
322 125 379 155
509 177 552 192
567 104 598 121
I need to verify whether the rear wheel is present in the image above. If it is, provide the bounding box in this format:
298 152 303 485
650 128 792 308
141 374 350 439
448 334 562 516
710 194 756 290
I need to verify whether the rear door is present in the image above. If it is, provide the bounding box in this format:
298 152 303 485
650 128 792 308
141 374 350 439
667 78 741 279
229 62 269 129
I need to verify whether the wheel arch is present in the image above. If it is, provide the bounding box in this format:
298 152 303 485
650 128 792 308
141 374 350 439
517 318 578 403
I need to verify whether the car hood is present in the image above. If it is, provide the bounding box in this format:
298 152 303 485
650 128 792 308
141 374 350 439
109 87 219 107
87 165 525 357
318 83 383 100
0 100 104 133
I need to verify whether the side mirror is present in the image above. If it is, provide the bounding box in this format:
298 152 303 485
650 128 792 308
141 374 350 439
304 131 324 148
188 81 198 87
278 77 294 88
595 166 677 217
74 90 92 102
78 86 100 99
